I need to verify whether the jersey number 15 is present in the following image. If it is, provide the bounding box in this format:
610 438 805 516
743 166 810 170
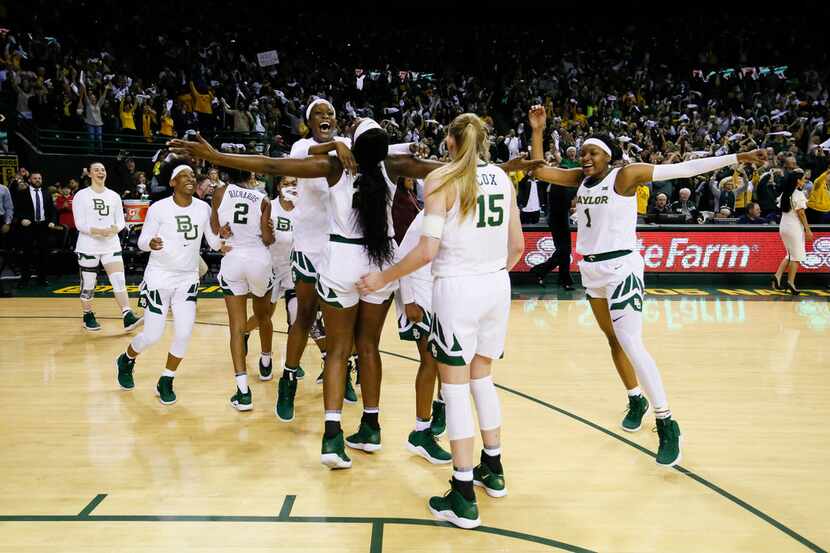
476 193 504 228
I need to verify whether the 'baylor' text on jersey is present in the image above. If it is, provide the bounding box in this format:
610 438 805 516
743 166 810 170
574 168 637 256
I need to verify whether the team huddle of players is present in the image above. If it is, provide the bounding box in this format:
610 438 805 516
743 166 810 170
74 102 766 529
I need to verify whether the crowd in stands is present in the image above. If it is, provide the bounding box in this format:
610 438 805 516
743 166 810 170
1 8 829 285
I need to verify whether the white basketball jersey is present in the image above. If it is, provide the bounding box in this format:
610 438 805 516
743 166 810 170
269 199 294 274
431 163 512 278
574 168 637 256
218 184 268 253
328 163 396 240
290 136 351 253
73 186 124 254
142 196 211 283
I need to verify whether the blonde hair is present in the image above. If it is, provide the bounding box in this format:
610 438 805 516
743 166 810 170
427 113 490 220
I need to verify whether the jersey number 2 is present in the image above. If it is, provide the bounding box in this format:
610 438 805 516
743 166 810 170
233 203 249 224
476 194 504 228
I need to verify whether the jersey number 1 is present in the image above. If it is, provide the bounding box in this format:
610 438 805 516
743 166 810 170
233 203 249 224
584 208 592 228
476 194 504 228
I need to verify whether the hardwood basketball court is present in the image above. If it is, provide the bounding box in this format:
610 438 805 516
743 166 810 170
1 293 827 552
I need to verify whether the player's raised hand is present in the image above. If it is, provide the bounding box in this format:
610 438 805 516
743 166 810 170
737 148 767 166
149 236 163 250
528 105 547 130
168 132 217 161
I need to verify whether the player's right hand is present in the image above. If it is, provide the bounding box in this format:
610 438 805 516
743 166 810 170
528 105 547 130
405 303 424 324
219 223 233 239
149 236 163 250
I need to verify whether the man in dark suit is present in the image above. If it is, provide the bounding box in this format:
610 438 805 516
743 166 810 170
12 172 57 286
530 183 575 290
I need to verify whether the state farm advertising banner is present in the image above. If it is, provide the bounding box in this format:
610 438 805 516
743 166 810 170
518 231 830 273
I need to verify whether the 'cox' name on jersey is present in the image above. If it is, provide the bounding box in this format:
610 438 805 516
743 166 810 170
477 173 498 186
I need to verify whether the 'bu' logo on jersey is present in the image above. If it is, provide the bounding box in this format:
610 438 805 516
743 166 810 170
276 217 291 232
175 215 199 240
92 198 110 216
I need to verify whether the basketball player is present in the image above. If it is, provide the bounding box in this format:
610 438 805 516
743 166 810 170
395 210 451 465
527 105 766 467
359 113 524 529
72 162 142 331
213 168 275 411
115 163 221 401
241 176 310 420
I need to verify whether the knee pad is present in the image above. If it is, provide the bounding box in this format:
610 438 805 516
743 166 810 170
109 271 127 293
470 375 501 431
441 382 475 441
80 269 97 301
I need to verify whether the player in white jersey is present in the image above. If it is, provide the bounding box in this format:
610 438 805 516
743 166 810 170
241 177 308 415
212 174 275 412
114 163 221 402
72 162 143 332
528 105 767 468
288 100 357 404
359 114 526 530
394 211 451 465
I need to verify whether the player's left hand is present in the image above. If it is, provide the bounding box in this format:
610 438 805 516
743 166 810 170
357 272 386 294
334 142 357 175
737 148 767 166
500 153 545 174
168 133 217 161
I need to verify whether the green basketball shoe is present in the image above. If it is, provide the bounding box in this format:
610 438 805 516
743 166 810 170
123 310 143 331
345 421 381 452
473 460 507 498
275 376 297 422
230 388 253 411
115 352 135 390
156 376 176 405
83 311 101 332
406 429 451 464
655 417 682 467
321 431 352 469
295 366 305 380
428 483 481 529
344 371 358 404
430 400 446 437
621 394 650 432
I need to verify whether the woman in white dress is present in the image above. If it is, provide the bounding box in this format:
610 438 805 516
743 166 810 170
773 170 814 295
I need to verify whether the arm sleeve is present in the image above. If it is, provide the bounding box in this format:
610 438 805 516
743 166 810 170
203 220 222 250
136 205 160 252
652 154 738 181
388 143 414 155
72 193 91 234
113 195 126 232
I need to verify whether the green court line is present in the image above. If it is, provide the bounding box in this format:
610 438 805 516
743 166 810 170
0 314 825 552
370 520 383 553
0 494 595 553
278 495 296 520
78 494 107 517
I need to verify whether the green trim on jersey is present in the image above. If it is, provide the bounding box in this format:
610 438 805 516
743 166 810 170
315 279 345 309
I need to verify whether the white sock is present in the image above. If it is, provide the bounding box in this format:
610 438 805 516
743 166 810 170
235 374 249 394
483 446 501 457
415 418 431 432
162 369 176 378
125 350 135 360
627 386 643 397
453 468 473 482
363 407 379 415
325 411 341 422
261 352 272 367
121 306 131 315
654 407 672 420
